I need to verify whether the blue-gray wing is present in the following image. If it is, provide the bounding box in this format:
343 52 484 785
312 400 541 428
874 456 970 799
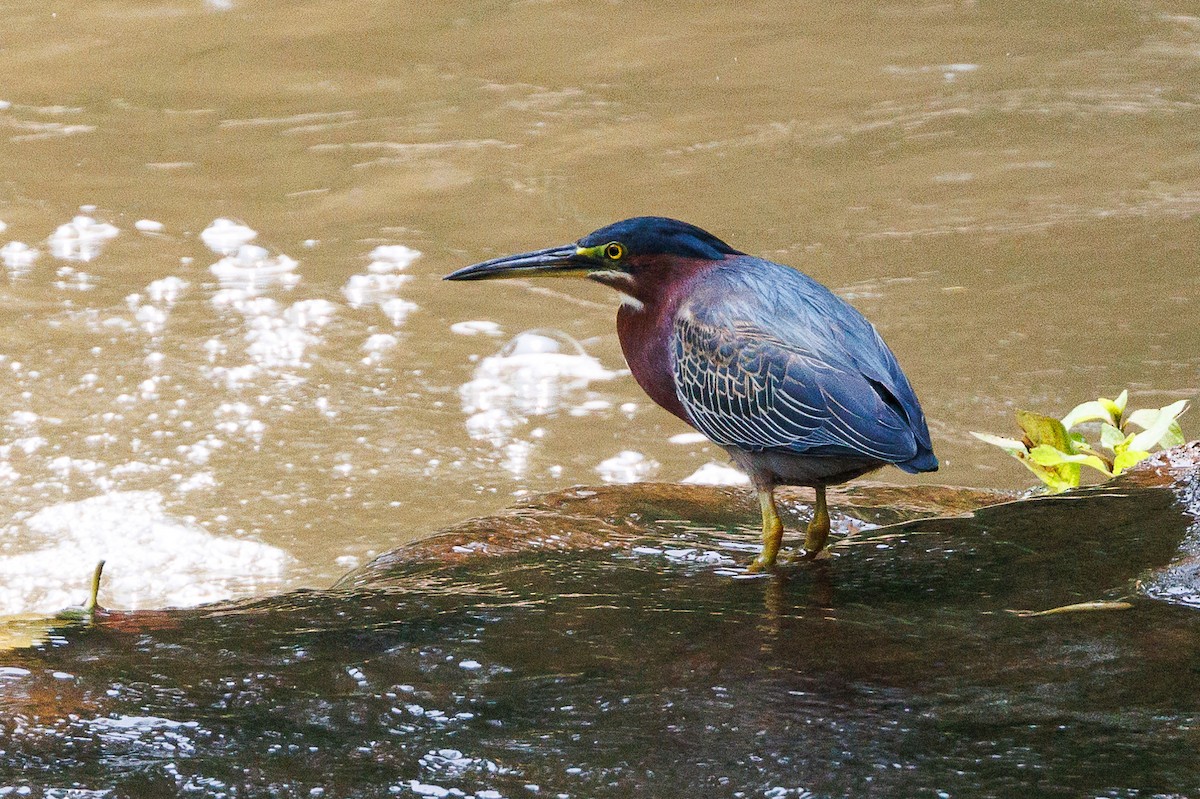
672 269 929 465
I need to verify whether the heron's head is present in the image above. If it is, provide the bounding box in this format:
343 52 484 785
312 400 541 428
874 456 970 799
445 216 741 304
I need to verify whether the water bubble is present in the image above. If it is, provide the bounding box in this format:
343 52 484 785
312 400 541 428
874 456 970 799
200 218 257 255
681 462 749 486
48 215 119 261
209 244 300 291
450 320 501 337
0 241 38 273
460 329 621 450
595 450 659 484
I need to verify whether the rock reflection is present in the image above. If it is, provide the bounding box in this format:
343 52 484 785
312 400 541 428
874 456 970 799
5 471 1200 797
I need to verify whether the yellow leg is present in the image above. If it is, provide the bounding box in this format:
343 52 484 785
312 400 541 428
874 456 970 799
800 485 830 559
747 488 783 573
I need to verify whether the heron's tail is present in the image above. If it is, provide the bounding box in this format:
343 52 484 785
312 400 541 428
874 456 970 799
896 448 939 474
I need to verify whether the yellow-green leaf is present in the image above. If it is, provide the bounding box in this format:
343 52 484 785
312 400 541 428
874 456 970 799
1017 410 1074 452
1028 444 1112 476
1061 401 1116 431
1112 449 1151 475
1018 445 1081 492
1100 390 1128 425
1160 420 1185 449
1022 459 1080 493
970 431 1029 456
1127 399 1189 453
1099 423 1128 453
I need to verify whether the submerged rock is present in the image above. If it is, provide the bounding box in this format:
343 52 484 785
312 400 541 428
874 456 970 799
338 481 1013 584
2 445 1200 797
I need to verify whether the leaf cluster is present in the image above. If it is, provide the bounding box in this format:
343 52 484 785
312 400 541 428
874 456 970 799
971 391 1187 493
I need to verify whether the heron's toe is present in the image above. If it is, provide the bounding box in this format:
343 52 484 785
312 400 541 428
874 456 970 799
746 555 775 574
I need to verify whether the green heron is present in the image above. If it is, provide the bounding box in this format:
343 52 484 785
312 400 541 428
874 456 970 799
446 217 937 571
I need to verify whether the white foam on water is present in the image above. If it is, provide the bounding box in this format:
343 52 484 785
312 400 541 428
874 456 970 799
681 462 750 486
668 432 708 445
0 241 38 273
134 219 165 233
568 398 611 416
214 401 266 439
0 220 6 234
450 320 502 337
134 304 168 334
53 265 97 290
595 450 659 484
207 289 333 386
209 244 300 291
460 330 621 447
342 244 422 323
0 490 292 614
242 298 336 369
362 333 399 364
342 272 411 305
145 275 189 303
367 244 421 272
48 215 119 262
380 297 419 325
363 333 399 352
200 218 257 255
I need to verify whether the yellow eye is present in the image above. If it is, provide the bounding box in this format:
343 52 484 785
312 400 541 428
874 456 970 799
604 242 625 261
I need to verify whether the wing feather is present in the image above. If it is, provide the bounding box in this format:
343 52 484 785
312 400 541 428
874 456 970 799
672 275 924 464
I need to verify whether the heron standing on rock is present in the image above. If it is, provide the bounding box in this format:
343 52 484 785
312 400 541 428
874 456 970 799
446 216 937 571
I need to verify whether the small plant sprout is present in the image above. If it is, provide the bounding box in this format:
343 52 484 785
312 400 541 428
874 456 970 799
971 391 1188 493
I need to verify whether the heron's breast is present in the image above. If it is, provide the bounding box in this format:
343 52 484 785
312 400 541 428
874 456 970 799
616 301 692 425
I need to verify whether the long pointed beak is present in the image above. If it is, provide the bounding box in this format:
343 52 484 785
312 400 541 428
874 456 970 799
444 245 590 281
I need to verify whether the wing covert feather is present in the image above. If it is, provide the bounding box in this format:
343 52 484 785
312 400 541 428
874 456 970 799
671 269 925 463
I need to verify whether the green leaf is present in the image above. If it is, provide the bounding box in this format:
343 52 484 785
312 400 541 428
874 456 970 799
1112 449 1151 475
1016 410 1074 452
1028 444 1112 476
1020 445 1083 491
1099 423 1128 453
1160 420 1185 449
970 431 1029 456
1126 408 1153 429
1061 400 1115 431
1127 399 1189 453
1021 458 1080 493
1103 390 1129 425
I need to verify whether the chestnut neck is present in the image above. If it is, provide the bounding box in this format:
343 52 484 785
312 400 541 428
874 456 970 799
607 254 728 424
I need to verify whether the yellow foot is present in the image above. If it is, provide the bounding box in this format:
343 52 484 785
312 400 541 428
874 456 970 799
786 546 832 563
746 555 776 574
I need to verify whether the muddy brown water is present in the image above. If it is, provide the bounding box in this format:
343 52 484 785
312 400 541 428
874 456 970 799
2 1 1199 607
3 1 1199 611
2 8 1200 790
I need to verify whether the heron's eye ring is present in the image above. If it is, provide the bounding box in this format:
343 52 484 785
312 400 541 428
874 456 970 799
604 242 625 260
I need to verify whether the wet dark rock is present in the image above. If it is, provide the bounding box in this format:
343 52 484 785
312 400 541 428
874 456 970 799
2 445 1200 797
1121 440 1200 607
338 481 1014 585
